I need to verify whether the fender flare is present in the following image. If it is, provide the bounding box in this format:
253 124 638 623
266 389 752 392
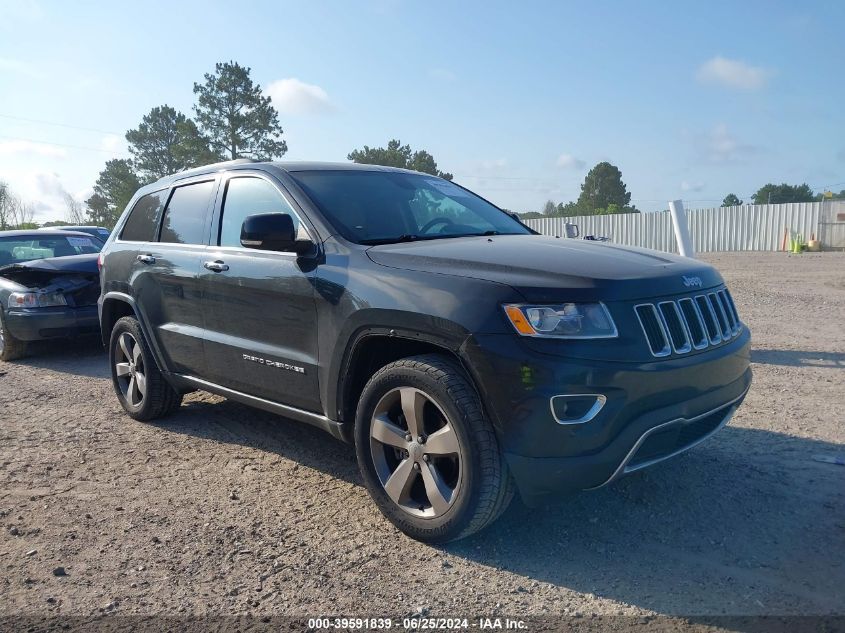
100 291 170 373
327 316 473 424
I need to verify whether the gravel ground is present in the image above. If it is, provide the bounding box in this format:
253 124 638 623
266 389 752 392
0 252 843 622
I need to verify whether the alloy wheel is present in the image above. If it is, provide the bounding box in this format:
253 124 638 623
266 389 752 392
369 387 463 518
114 332 146 407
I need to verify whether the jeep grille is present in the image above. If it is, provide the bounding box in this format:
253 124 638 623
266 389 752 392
635 289 742 358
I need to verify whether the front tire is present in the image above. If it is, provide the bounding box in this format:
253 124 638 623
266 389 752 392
0 308 27 361
109 316 182 421
354 354 513 543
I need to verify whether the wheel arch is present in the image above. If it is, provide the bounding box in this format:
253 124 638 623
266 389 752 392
100 292 168 372
334 329 481 442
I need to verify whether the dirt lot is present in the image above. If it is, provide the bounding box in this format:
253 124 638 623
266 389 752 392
1 252 843 621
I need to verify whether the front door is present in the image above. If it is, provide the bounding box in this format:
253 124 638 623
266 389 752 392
199 173 321 413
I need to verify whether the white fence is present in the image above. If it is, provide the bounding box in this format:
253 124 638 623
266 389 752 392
525 202 827 254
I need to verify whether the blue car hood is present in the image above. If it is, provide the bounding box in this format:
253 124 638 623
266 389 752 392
0 253 99 276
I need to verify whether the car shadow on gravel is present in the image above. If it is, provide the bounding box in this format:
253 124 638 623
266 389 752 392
442 426 845 615
751 349 845 368
159 395 361 484
13 335 107 378
155 395 844 615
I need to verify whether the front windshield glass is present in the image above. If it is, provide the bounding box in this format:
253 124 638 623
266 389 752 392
0 235 102 266
289 170 531 245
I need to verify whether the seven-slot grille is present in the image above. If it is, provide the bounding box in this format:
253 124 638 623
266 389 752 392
635 288 742 357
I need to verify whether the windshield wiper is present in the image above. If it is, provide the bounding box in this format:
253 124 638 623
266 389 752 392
440 230 502 238
360 230 509 245
359 234 420 245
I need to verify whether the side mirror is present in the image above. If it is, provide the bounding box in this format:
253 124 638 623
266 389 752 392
240 213 312 254
564 223 580 239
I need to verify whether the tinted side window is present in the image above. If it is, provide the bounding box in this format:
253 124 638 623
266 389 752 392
120 190 167 242
219 177 298 247
159 181 215 245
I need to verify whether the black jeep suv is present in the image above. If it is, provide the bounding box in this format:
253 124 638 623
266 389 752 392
98 159 751 542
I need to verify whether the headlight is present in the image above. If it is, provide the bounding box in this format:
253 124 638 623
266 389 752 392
8 291 68 308
503 302 617 338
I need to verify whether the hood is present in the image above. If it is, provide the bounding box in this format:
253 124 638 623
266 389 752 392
366 235 723 302
0 253 99 276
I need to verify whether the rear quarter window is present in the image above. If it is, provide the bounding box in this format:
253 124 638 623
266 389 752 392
120 190 168 242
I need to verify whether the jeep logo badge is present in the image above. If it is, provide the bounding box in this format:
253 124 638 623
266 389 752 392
682 275 703 288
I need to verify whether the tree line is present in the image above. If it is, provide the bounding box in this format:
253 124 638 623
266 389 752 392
3 60 842 231
0 62 289 230
0 58 456 230
84 61 287 228
516 167 845 221
0 182 36 230
721 184 845 207
517 162 639 220
81 65 453 229
347 139 452 179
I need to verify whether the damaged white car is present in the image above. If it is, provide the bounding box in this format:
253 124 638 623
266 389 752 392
0 230 102 361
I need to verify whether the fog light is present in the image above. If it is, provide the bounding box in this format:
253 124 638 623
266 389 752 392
550 394 606 425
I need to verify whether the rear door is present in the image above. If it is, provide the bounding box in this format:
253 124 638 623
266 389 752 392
199 171 321 413
130 176 218 376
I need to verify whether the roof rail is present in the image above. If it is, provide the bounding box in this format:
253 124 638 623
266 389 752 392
169 158 260 182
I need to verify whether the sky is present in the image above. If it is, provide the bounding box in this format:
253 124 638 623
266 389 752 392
1 0 843 221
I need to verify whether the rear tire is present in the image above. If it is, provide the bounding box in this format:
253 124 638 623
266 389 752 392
109 316 181 421
0 308 27 361
354 354 513 543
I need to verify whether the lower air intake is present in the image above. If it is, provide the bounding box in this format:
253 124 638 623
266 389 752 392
626 409 730 471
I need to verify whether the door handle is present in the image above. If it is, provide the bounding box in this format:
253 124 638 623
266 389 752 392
203 260 229 272
136 254 156 264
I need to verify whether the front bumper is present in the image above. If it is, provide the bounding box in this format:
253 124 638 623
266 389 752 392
504 374 749 505
461 327 752 505
4 305 100 341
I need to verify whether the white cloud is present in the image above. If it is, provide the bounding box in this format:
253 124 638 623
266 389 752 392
684 123 758 163
74 186 94 202
696 56 771 91
100 134 126 155
681 180 705 193
556 153 586 170
709 123 739 159
706 123 757 162
0 139 66 158
0 168 83 221
7 171 75 221
34 172 68 199
265 78 334 115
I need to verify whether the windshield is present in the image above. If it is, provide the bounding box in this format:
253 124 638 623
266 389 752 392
289 170 531 245
0 234 102 266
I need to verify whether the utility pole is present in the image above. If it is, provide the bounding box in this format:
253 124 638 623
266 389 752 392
669 200 695 258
